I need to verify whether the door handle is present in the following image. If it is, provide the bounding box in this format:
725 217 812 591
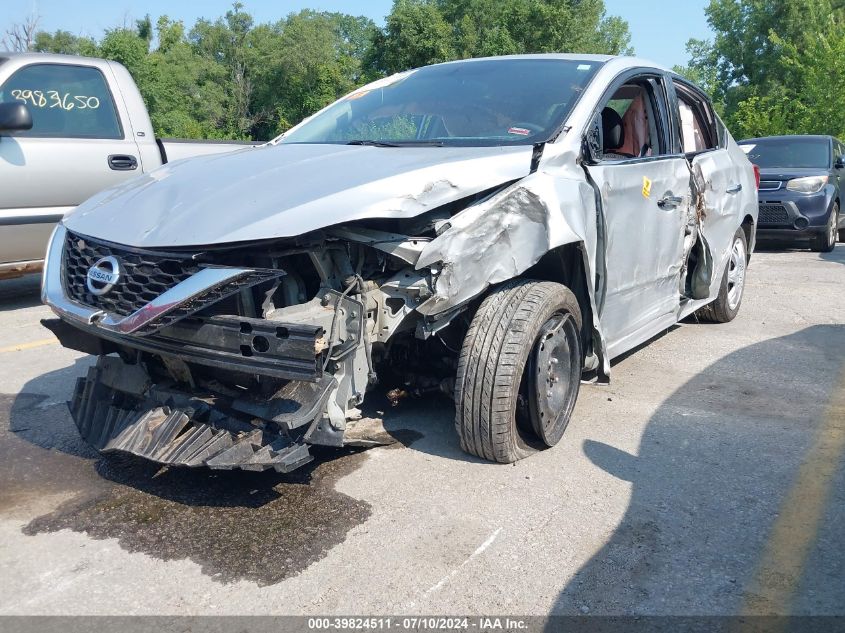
108 154 138 171
657 195 683 210
726 183 743 194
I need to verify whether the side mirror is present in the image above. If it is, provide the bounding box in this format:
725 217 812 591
0 102 33 134
835 156 845 170
583 112 603 164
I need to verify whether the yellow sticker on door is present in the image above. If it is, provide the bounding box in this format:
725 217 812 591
642 176 652 199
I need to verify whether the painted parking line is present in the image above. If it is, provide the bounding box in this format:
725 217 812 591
741 365 845 618
0 338 57 354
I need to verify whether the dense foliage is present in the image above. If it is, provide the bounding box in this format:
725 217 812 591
24 1 631 141
674 0 845 140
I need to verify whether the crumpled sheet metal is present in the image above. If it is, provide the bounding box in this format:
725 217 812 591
416 156 610 378
69 361 315 473
691 138 757 300
63 144 534 249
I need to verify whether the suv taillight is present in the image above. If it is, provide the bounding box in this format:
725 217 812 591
753 164 761 189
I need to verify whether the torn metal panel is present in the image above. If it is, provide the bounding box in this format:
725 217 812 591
414 157 611 377
416 173 583 314
688 138 758 300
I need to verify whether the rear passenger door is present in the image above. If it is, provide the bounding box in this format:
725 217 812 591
0 62 141 266
670 78 754 301
583 71 690 359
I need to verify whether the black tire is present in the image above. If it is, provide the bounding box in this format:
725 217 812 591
454 279 583 463
812 204 838 252
697 227 748 323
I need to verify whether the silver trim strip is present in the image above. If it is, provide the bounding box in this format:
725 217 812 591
43 224 257 335
758 180 782 191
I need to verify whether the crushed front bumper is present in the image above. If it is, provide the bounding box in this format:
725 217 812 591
40 223 424 472
64 352 346 473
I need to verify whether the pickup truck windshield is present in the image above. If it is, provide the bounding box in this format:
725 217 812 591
739 138 830 169
280 58 601 147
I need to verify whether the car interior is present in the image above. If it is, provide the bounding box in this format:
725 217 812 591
601 84 659 160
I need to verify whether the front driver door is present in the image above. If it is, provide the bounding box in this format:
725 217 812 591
584 73 690 358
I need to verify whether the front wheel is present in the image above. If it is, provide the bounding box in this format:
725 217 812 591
454 280 583 463
697 228 747 323
812 204 838 253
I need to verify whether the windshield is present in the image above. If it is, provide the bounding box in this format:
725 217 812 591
280 58 601 147
738 138 830 169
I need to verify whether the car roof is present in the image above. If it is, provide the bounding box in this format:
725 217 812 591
0 51 107 65
418 53 671 73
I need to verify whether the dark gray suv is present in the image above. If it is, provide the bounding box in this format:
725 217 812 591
739 135 844 252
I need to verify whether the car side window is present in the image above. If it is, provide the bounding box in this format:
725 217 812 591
674 84 718 154
0 63 122 139
599 77 668 161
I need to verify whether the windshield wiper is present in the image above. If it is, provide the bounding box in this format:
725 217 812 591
346 139 445 148
346 140 402 147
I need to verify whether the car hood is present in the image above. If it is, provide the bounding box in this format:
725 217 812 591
758 167 830 181
64 143 534 248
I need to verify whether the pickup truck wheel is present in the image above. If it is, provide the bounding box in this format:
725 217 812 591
812 204 838 253
454 280 583 463
697 227 747 323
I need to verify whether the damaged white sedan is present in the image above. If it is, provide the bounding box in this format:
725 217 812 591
41 54 758 472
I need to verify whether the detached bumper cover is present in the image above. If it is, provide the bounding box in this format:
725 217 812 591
68 356 327 472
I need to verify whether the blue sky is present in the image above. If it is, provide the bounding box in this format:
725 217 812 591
4 0 713 69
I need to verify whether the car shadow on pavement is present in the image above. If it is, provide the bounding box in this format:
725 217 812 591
753 241 811 253
755 241 845 265
819 248 845 265
548 325 845 617
0 274 42 310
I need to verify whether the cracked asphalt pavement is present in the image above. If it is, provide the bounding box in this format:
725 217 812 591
0 246 843 616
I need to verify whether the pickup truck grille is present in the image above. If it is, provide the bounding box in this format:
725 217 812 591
758 204 790 226
63 232 201 316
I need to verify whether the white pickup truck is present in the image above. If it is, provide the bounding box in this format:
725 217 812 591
0 52 256 279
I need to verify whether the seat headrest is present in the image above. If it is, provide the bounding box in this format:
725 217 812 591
601 107 625 151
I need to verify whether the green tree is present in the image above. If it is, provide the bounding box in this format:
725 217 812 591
143 17 233 138
33 30 98 56
370 0 632 74
369 1 454 74
680 0 845 138
672 38 719 99
98 27 152 96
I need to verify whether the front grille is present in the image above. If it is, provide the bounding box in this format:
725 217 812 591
758 204 790 226
135 270 281 335
63 232 201 316
759 181 782 191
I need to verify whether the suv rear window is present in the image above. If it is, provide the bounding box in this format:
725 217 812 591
0 63 122 139
738 138 830 169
